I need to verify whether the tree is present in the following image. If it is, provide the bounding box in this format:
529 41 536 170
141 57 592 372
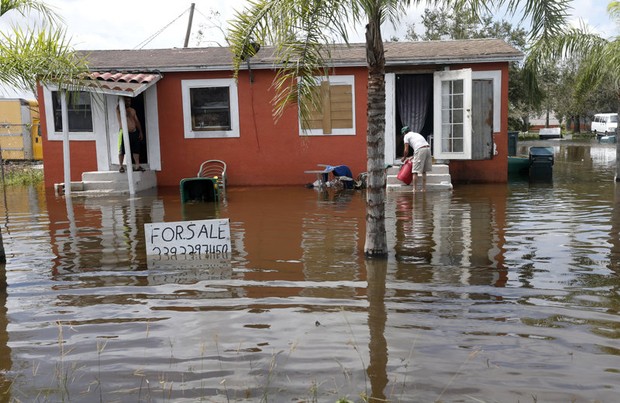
0 0 87 94
526 1 620 177
228 0 570 258
0 0 86 264
402 7 540 132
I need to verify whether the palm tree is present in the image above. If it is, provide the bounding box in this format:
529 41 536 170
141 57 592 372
0 0 87 94
0 0 86 264
526 1 620 178
228 0 570 258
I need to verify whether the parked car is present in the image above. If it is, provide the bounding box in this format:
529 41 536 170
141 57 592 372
591 113 618 138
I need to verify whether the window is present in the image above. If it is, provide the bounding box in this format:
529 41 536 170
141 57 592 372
182 79 240 138
51 91 93 132
299 76 355 136
440 79 465 153
434 69 471 159
43 87 96 141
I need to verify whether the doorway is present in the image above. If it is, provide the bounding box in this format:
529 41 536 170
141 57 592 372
129 93 148 165
394 74 434 159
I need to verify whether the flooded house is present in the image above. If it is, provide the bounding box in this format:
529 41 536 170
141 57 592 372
36 39 522 193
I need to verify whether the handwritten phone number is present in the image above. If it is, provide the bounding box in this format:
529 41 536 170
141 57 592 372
150 244 229 256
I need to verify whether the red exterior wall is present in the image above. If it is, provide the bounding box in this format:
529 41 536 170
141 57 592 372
39 61 512 188
40 68 369 188
449 62 510 183
38 85 99 188
155 68 369 187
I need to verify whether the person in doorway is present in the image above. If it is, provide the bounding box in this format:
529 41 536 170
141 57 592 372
401 126 432 192
117 97 144 172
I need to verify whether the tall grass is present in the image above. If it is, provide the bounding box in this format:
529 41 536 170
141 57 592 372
0 163 43 187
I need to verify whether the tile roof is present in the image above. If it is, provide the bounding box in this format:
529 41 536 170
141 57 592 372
79 38 523 73
77 71 162 96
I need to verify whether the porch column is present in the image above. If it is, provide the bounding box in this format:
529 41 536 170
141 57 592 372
118 97 136 195
60 90 71 196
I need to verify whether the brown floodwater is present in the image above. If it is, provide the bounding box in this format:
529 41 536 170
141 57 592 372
1 139 620 402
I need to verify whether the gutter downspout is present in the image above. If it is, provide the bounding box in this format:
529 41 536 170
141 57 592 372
118 97 136 195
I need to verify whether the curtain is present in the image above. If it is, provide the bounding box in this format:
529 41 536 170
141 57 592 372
396 75 432 133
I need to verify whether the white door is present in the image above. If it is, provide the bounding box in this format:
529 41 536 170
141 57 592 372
433 69 472 160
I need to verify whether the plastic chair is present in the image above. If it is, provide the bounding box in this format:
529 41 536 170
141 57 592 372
197 160 227 195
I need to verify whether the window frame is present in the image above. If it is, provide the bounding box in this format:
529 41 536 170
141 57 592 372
181 79 240 139
43 86 96 141
298 75 356 136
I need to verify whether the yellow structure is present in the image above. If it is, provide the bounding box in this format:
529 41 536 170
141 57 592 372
0 98 42 160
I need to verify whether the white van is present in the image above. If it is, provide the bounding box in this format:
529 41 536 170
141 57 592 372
591 113 618 137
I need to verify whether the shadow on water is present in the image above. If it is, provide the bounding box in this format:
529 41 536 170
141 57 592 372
1 140 620 401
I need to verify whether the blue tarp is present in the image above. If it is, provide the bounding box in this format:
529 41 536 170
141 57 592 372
322 165 354 189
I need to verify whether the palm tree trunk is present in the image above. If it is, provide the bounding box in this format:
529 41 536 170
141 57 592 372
616 96 620 181
364 16 388 257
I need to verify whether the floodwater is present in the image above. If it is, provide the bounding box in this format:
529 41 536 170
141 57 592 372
1 139 620 402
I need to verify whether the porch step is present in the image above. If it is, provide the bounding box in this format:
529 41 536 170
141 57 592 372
54 169 157 195
386 163 453 192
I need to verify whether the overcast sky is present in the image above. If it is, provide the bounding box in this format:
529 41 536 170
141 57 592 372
1 0 617 96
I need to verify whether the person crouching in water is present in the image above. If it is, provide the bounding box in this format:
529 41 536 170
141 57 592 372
401 126 432 192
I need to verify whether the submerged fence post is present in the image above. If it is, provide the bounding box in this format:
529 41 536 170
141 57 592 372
0 230 5 264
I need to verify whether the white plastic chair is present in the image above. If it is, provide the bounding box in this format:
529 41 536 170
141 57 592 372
197 160 227 195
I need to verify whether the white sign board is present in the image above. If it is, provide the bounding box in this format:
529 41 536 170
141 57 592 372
144 218 231 257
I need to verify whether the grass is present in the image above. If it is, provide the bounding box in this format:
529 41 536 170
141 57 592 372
0 162 43 187
517 131 596 141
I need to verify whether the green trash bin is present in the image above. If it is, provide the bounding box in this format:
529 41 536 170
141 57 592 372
528 146 554 182
508 131 519 156
180 177 219 203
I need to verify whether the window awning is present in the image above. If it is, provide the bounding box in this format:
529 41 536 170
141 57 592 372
50 71 162 97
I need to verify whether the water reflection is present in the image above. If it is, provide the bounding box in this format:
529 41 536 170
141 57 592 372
1 140 620 401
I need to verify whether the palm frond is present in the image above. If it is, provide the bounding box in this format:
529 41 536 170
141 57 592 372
505 0 570 41
229 0 359 126
0 24 88 93
0 0 60 24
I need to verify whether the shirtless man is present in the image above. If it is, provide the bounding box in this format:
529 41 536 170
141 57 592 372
117 97 144 172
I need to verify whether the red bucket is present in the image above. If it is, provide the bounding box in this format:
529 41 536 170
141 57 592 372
397 160 413 185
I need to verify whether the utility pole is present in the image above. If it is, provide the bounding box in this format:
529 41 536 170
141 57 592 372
184 3 195 48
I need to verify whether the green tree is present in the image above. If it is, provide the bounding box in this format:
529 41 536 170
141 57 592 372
0 0 87 94
0 0 86 264
229 0 570 257
527 1 620 177
402 7 539 132
405 6 527 50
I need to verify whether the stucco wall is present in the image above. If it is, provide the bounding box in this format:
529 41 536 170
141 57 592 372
155 68 369 187
39 61 511 188
448 62 510 184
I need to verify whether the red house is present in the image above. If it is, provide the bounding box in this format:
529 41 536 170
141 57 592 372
37 39 522 192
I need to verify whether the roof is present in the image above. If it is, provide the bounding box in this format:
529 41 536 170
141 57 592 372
48 71 163 97
82 71 162 96
79 38 523 73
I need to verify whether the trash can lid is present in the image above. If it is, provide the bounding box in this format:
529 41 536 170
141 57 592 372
529 146 554 156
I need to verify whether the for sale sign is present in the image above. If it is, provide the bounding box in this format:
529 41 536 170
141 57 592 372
144 218 231 257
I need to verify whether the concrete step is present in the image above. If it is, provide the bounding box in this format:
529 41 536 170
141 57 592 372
387 182 453 192
386 164 449 175
386 163 452 191
54 169 157 195
386 172 450 185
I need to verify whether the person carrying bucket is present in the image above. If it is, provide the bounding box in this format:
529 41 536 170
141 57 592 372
401 126 432 193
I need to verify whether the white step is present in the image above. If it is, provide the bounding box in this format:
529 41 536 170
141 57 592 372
386 163 452 191
54 169 157 195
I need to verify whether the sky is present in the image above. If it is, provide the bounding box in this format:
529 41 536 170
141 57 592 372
1 0 618 97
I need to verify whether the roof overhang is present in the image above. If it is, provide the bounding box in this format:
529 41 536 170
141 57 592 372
45 71 162 97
